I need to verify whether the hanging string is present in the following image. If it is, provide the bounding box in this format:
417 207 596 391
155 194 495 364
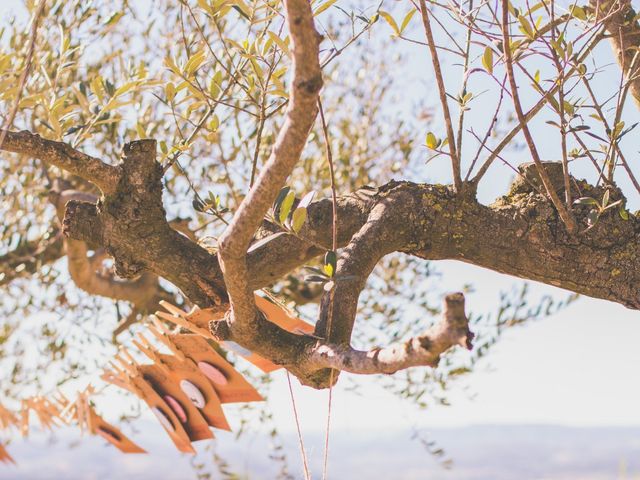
318 99 337 480
286 371 311 480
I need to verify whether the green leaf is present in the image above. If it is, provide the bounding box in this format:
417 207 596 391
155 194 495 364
273 186 290 216
573 196 599 206
298 190 316 208
324 250 337 277
192 194 206 212
267 31 290 57
400 9 417 33
482 46 494 74
314 0 338 16
587 209 599 227
165 82 176 102
279 190 296 224
426 132 437 149
291 207 307 233
209 76 220 99
602 189 610 208
619 204 629 220
563 100 575 117
570 4 587 20
518 15 534 40
612 121 625 139
232 2 252 20
103 11 123 26
379 11 400 36
184 50 207 77
114 81 136 97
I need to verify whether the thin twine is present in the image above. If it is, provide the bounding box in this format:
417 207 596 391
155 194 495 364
286 371 311 480
318 99 337 480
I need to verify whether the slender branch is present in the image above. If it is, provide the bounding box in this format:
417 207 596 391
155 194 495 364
418 0 461 192
0 0 45 152
500 1 577 233
0 130 120 194
455 0 474 161
0 229 63 286
471 29 605 185
580 71 640 193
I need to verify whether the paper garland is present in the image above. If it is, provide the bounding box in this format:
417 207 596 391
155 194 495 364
156 294 314 373
0 294 314 462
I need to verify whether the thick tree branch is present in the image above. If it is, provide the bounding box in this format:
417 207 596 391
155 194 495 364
50 189 176 335
0 130 120 194
0 228 63 286
310 293 472 374
58 141 640 386
62 140 228 307
592 0 640 110
216 0 323 340
314 190 414 346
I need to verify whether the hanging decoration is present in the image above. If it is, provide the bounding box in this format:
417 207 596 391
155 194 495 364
0 294 313 462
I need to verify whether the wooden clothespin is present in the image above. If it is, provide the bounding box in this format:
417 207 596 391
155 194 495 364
30 396 61 431
101 362 134 393
19 400 29 438
131 331 171 376
0 403 18 431
0 443 15 464
156 302 212 339
148 317 186 359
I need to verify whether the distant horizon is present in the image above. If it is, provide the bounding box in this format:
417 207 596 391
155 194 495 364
3 423 640 480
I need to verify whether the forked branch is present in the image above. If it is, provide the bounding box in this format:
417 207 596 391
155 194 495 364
215 0 323 339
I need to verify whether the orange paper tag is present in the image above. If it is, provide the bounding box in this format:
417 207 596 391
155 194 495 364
158 296 314 373
171 335 264 404
88 407 146 454
103 366 195 454
137 364 213 443
157 353 231 432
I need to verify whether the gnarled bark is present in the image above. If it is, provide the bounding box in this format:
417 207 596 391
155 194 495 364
57 142 639 386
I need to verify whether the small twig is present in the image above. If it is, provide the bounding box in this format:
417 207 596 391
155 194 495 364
472 28 605 185
500 0 577 233
418 0 461 192
318 98 337 480
0 0 46 152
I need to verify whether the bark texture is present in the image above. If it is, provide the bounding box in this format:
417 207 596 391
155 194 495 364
56 148 639 386
3 0 640 388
